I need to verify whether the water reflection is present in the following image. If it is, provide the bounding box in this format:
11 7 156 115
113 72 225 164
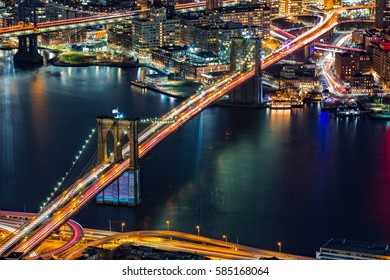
30 72 48 151
0 51 21 203
1 49 390 256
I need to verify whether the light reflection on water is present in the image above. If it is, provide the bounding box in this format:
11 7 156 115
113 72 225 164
1 51 390 256
0 52 19 204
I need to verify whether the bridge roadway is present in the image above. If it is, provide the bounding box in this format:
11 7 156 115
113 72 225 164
321 34 353 95
0 211 83 259
0 215 311 260
0 5 373 258
271 19 373 41
314 42 367 52
0 1 235 38
270 25 297 39
61 230 313 260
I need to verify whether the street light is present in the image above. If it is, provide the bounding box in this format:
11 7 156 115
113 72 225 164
222 235 227 244
277 242 282 253
121 222 125 233
196 225 200 236
166 220 170 231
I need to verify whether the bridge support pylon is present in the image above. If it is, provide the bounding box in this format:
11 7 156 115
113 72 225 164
14 35 43 65
96 116 141 206
14 0 43 66
228 37 263 105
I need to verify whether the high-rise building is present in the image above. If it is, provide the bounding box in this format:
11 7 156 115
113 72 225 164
369 40 390 81
214 3 270 39
376 0 390 29
279 0 302 16
323 0 334 9
206 0 223 14
132 7 180 59
179 12 212 45
302 0 317 7
16 1 67 23
193 21 261 55
268 0 279 17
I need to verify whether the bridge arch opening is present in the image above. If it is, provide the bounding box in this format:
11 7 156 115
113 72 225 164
105 132 115 163
96 117 140 206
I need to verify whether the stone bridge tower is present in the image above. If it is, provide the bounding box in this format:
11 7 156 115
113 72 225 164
95 116 141 206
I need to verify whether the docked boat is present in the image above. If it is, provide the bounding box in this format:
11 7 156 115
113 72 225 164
269 101 292 109
305 93 322 102
336 108 361 117
369 109 390 119
130 80 148 88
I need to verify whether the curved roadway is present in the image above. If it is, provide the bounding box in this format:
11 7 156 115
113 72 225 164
61 230 313 260
0 211 83 259
0 4 374 258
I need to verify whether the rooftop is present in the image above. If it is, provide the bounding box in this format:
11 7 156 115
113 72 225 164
370 40 390 51
351 72 373 78
320 238 390 258
215 2 270 13
336 50 368 57
179 11 208 20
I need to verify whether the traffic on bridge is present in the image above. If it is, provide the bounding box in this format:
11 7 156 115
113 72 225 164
0 0 235 37
0 4 374 259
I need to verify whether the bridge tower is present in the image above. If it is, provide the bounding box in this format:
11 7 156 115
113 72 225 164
228 37 263 105
14 0 43 65
95 117 141 206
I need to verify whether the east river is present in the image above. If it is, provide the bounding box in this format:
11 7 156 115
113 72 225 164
1 50 390 257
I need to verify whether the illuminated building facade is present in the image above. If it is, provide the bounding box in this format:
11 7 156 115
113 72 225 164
194 22 261 55
367 40 390 83
179 13 211 45
368 40 390 81
335 51 371 80
363 29 382 50
279 64 319 91
206 0 223 13
132 7 180 59
269 0 279 17
302 0 317 7
278 0 302 16
375 0 390 29
151 46 230 79
214 3 270 39
350 73 374 94
323 0 334 9
15 1 67 23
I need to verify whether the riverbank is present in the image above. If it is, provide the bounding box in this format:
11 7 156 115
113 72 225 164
2 48 389 258
358 99 390 119
130 80 267 109
48 56 144 68
17 49 265 109
46 48 168 74
0 46 14 50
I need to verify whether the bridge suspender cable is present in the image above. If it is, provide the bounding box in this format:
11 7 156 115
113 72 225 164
39 128 96 211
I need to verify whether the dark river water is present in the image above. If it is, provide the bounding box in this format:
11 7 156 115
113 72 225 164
1 50 390 257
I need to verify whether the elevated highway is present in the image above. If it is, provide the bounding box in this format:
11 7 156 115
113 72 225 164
0 5 373 258
0 211 83 259
0 0 235 38
61 230 313 260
